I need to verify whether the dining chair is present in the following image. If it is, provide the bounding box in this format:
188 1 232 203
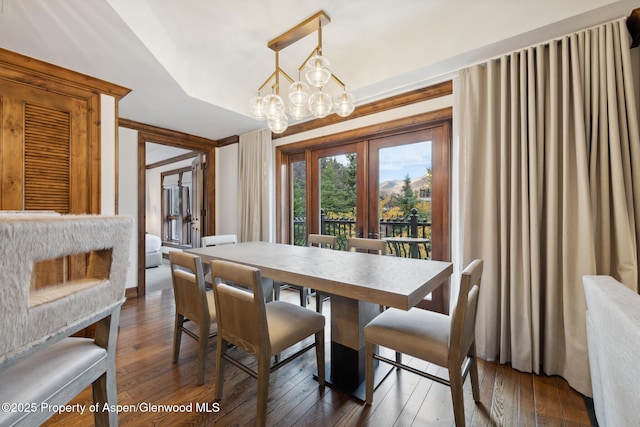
201 233 237 247
210 259 325 427
347 237 388 311
308 234 337 312
364 259 483 427
201 234 237 285
347 237 387 255
169 251 217 385
273 234 337 312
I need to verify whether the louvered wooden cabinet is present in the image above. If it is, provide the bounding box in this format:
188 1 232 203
1 78 88 213
0 48 130 288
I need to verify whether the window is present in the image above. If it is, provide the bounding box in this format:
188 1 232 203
161 168 192 246
277 111 452 313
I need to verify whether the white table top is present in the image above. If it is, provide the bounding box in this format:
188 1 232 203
187 241 452 310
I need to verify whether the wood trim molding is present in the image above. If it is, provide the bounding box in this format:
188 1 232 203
137 135 146 297
118 118 218 151
277 107 453 154
272 81 453 139
146 151 200 170
0 48 131 99
125 287 138 299
217 135 240 147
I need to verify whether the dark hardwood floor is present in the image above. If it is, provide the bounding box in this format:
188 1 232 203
43 286 594 426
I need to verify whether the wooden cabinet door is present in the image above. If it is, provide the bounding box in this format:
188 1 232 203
1 79 90 213
1 80 92 286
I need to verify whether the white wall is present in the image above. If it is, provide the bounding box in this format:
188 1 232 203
100 94 116 215
118 127 139 289
215 144 238 235
98 95 137 289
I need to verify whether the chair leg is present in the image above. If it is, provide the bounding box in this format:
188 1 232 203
469 346 480 402
315 330 325 386
299 287 308 307
273 282 281 301
365 341 374 405
315 292 323 312
449 365 466 427
197 323 209 385
395 351 402 366
214 337 226 401
91 366 118 427
256 355 271 427
173 314 184 363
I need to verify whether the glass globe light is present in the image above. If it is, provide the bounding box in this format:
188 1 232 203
305 54 331 88
249 95 266 120
288 81 310 106
288 102 310 121
262 94 285 118
267 112 289 134
333 90 356 117
308 90 333 118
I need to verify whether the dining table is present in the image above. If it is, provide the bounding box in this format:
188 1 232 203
186 241 452 400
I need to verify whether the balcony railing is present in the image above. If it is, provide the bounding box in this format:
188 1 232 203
293 208 431 258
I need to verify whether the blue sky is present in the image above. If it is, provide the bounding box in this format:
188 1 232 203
329 140 432 183
378 141 432 182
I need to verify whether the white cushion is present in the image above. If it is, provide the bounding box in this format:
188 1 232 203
266 301 325 355
145 233 162 253
0 337 107 426
365 307 450 367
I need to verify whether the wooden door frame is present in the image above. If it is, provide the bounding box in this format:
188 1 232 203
276 107 452 241
275 108 452 312
307 142 366 237
119 119 217 297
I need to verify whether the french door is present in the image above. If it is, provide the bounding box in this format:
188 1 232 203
308 142 365 249
279 118 451 312
368 126 450 264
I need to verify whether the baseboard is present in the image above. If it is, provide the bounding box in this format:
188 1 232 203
583 396 598 426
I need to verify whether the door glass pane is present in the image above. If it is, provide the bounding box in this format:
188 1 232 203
378 140 432 259
319 153 357 250
292 159 307 246
169 187 180 215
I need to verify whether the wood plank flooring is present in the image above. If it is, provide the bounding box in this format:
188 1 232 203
43 287 595 426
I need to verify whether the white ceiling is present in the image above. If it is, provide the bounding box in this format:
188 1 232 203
0 0 636 142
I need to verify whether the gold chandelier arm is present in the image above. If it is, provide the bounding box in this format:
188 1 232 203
274 50 280 92
257 71 276 93
317 19 323 55
297 47 320 72
278 68 295 85
330 73 346 89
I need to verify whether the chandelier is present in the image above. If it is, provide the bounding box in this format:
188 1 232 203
249 11 356 134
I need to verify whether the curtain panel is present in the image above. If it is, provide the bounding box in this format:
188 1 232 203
237 129 273 242
459 19 640 396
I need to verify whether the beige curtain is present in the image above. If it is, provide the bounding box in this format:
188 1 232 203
459 19 640 396
237 129 273 242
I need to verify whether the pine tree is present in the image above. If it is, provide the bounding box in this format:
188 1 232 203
394 174 418 216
